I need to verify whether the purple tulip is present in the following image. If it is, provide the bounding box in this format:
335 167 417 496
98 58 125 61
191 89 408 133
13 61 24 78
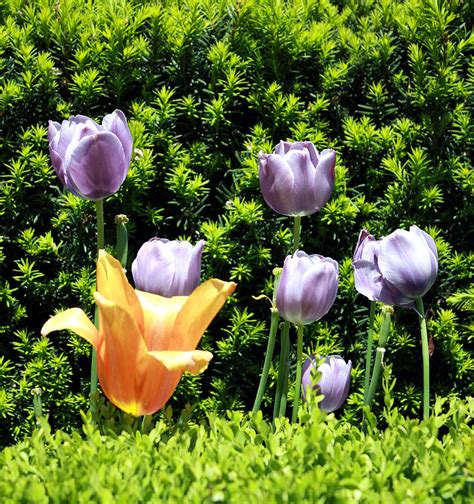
352 226 438 307
48 110 133 200
302 355 352 412
131 238 205 297
258 141 336 216
276 251 339 325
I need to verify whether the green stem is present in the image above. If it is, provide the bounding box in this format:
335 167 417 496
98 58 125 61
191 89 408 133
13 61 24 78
363 301 377 403
115 214 129 268
32 387 43 420
293 216 301 253
96 199 105 252
416 297 430 420
141 415 149 433
253 309 280 413
278 323 290 418
253 269 282 413
366 306 392 409
273 322 290 420
291 325 304 423
90 199 105 402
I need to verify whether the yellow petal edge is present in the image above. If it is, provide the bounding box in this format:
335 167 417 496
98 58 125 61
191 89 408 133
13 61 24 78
148 350 213 375
41 308 99 348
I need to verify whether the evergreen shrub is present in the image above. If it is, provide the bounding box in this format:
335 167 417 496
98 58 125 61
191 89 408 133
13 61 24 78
0 0 472 443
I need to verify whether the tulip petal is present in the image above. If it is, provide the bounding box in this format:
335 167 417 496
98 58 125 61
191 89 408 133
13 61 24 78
41 308 99 348
300 258 338 323
287 141 320 166
49 120 76 159
132 239 176 296
168 240 205 296
276 253 307 323
148 350 213 374
69 114 93 124
352 230 414 306
172 279 237 350
96 276 186 417
312 149 336 209
135 290 188 350
277 252 338 325
378 229 438 298
49 148 66 185
132 238 204 297
411 225 438 260
274 141 291 156
352 236 383 301
259 153 296 215
94 292 148 411
102 110 133 164
65 131 128 200
97 250 144 334
288 149 319 215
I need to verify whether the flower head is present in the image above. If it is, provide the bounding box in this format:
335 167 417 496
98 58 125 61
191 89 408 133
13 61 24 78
132 238 204 297
41 251 236 416
352 226 438 307
302 355 352 412
48 110 132 200
258 141 336 216
276 251 338 325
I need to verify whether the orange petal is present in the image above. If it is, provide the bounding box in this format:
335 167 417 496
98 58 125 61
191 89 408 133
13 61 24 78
148 350 213 374
96 250 144 334
134 354 182 416
94 292 148 411
135 290 188 351
172 279 236 350
41 308 99 348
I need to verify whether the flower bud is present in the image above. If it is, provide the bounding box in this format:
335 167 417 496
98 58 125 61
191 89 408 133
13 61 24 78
276 251 338 325
48 110 133 200
352 226 438 307
302 355 352 412
132 238 205 297
258 141 336 216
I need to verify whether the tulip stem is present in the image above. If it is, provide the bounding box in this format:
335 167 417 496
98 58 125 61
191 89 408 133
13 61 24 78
278 323 290 418
291 325 304 423
416 297 430 420
90 199 105 404
253 271 282 413
32 387 43 421
366 305 392 410
363 301 377 405
253 309 279 413
115 214 129 268
293 216 301 253
273 321 290 420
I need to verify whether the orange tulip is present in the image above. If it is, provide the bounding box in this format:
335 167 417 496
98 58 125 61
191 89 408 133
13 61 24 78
41 250 236 416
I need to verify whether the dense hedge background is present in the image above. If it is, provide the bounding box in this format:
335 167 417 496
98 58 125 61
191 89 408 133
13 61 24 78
0 0 472 445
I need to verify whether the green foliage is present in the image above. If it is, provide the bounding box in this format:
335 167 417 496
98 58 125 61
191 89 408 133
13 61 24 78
0 396 472 502
0 0 472 443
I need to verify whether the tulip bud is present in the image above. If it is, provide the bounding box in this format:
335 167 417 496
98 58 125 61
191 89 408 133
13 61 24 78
276 251 338 325
302 355 352 412
132 238 205 297
258 141 336 216
352 226 438 307
48 110 133 200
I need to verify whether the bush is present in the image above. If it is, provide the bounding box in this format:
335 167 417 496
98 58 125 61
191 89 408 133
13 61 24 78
0 394 472 502
0 0 472 443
